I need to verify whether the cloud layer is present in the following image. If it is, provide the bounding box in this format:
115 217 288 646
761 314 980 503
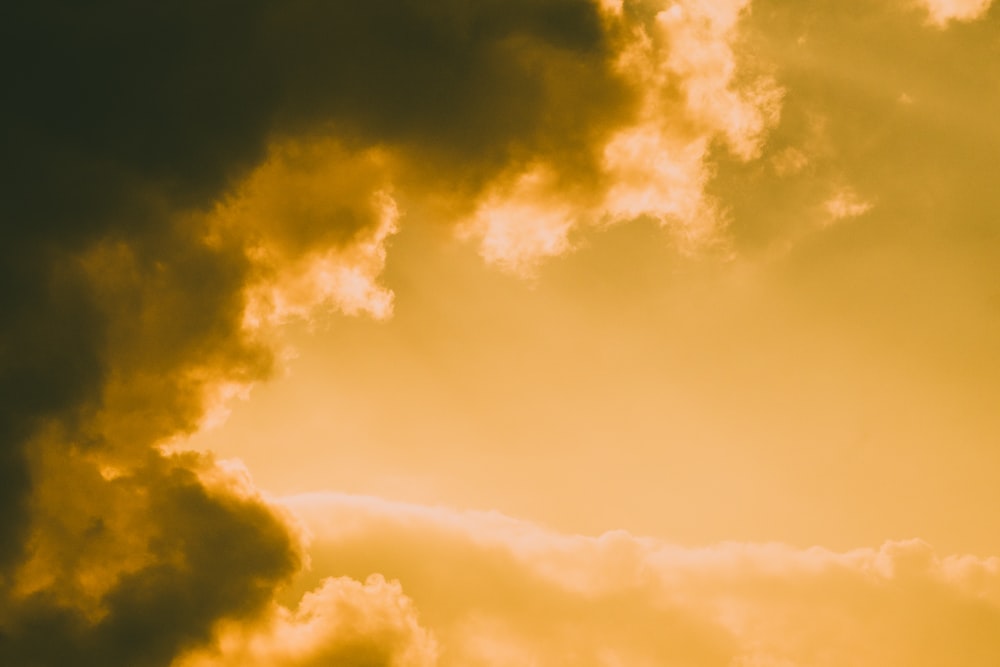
175 493 1000 667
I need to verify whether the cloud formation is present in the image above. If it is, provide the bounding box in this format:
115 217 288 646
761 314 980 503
3 0 1000 665
220 493 1000 667
1 452 300 666
0 0 781 663
179 574 437 667
464 0 783 271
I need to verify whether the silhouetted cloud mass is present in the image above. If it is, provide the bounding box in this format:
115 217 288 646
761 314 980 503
0 1 635 664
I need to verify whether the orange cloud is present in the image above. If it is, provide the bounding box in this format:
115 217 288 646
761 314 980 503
178 574 437 667
915 0 995 25
465 0 782 272
208 139 400 328
187 492 1000 667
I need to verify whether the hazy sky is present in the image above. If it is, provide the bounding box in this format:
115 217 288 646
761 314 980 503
3 0 1000 665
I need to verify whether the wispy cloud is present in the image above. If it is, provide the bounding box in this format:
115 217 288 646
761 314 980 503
176 492 1000 667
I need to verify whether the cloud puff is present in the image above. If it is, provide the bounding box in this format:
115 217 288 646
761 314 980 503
915 0 995 26
247 493 1000 667
464 0 783 271
211 139 401 326
823 186 874 225
1 451 301 666
178 574 437 667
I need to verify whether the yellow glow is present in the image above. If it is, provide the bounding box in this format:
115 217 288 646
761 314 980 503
12 0 1000 664
918 0 995 25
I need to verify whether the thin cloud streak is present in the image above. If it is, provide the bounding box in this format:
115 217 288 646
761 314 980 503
175 492 1000 667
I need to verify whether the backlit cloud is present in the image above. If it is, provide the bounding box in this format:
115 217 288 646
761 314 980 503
178 493 1000 667
179 574 437 667
466 0 783 271
916 0 995 25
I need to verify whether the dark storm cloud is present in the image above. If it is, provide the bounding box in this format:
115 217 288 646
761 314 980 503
0 454 300 667
0 1 631 665
2 0 627 236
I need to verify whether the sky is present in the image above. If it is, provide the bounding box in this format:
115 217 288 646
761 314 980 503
2 0 1000 665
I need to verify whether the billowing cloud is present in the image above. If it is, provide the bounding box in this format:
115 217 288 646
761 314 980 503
1 451 300 666
464 0 783 271
0 0 639 663
200 493 1000 667
178 574 437 667
213 139 401 325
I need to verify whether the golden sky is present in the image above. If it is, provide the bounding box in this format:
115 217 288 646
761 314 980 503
3 0 1000 665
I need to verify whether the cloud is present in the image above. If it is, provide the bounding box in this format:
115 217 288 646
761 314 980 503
459 164 585 274
465 0 784 271
226 492 1000 667
0 0 643 664
700 0 1000 264
823 186 874 224
770 146 809 176
1 451 301 666
915 0 995 26
178 574 437 667
212 139 401 326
